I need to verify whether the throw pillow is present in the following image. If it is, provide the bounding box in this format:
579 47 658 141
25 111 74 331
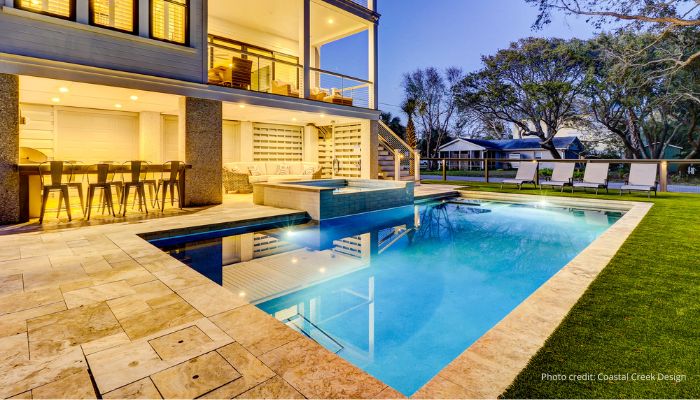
303 166 316 175
248 165 262 176
277 164 291 175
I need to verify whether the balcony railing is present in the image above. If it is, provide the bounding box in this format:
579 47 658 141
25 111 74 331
207 35 371 108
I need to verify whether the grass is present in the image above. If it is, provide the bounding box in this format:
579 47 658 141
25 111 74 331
423 180 700 398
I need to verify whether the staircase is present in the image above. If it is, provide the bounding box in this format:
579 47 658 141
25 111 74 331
377 121 419 182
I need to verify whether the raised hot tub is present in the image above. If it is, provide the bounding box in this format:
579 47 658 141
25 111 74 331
252 179 414 220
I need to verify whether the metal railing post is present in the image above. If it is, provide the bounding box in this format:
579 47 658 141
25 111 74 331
535 161 540 187
394 151 401 181
484 158 490 183
441 159 447 181
414 151 420 182
660 161 668 192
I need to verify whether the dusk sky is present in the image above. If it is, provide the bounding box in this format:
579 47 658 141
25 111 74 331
324 0 599 122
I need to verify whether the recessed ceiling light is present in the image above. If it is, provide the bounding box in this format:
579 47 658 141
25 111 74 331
239 104 246 109
328 18 334 24
58 87 69 93
320 114 326 118
238 291 246 297
130 95 139 101
114 103 122 109
51 97 60 103
292 117 298 122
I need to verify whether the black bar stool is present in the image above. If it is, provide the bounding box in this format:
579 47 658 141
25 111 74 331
38 161 72 223
157 161 184 211
119 161 149 216
85 163 116 220
65 161 85 215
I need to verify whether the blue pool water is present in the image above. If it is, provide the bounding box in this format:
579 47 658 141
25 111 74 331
156 199 622 395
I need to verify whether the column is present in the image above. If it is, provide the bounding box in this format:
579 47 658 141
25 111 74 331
303 125 318 163
139 0 150 38
360 120 379 179
76 0 89 24
0 74 19 224
178 97 222 206
239 121 254 162
299 0 311 99
139 112 163 163
368 22 378 109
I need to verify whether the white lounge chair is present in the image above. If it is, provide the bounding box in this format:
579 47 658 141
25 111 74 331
541 163 575 192
620 163 658 198
501 162 538 190
572 163 609 194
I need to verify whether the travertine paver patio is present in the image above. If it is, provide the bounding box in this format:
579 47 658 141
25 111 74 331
0 195 404 399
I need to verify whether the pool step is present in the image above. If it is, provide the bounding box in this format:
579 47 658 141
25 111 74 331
283 314 344 354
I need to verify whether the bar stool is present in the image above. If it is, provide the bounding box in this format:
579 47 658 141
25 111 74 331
119 161 149 216
142 162 159 209
38 161 72 223
157 161 184 211
84 163 116 220
65 161 86 214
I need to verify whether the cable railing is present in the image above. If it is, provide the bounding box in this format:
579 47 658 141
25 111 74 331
309 67 371 109
420 157 700 193
378 121 419 181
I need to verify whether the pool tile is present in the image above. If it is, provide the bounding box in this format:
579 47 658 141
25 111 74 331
31 368 96 399
81 331 132 355
87 341 165 394
154 266 211 291
148 325 214 361
0 301 66 338
118 295 203 340
411 376 472 399
103 377 162 399
27 302 123 359
210 305 302 356
150 351 241 398
0 256 52 277
235 376 304 399
7 391 31 399
259 338 387 399
0 274 23 296
201 343 276 398
0 332 29 364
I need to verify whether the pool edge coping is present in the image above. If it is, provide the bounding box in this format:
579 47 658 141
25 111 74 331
411 192 653 399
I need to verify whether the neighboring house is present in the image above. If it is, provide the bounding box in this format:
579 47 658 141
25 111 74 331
438 137 584 169
0 0 405 224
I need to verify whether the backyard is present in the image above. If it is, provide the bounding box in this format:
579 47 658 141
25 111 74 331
422 180 700 398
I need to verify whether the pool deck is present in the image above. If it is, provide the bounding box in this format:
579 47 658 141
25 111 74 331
0 184 649 399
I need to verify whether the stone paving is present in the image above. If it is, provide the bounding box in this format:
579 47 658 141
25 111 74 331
0 185 649 399
0 195 405 399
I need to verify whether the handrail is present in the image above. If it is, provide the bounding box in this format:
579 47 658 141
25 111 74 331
378 120 413 151
422 157 700 163
309 67 372 84
208 40 303 69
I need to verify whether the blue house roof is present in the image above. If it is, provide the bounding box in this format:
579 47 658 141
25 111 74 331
457 137 583 151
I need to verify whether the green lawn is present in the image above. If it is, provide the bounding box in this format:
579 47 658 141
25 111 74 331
422 181 700 398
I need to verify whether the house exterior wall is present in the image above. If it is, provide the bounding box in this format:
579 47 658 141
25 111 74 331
0 74 20 223
0 3 207 83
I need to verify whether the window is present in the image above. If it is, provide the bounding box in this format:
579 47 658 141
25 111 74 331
151 0 188 45
17 0 74 19
90 0 136 33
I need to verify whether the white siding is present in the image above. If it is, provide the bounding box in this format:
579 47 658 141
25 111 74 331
162 115 179 161
222 120 241 164
252 123 303 162
19 104 55 159
333 123 362 178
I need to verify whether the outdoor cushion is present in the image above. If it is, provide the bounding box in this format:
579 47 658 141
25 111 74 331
276 164 291 175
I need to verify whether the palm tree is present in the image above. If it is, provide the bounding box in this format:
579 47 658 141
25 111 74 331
401 98 418 150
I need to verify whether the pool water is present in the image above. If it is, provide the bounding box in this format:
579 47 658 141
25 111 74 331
156 199 622 396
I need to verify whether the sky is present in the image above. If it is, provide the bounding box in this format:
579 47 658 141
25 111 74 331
323 0 599 122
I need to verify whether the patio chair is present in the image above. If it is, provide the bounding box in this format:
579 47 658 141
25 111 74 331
119 161 149 216
620 163 658 198
501 161 538 190
572 163 609 194
38 161 75 223
540 163 576 192
84 163 116 220
157 161 184 211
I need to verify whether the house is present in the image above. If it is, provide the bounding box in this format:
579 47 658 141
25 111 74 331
0 0 413 224
438 137 584 169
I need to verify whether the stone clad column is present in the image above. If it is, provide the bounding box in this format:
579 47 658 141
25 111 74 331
0 74 20 224
180 97 222 206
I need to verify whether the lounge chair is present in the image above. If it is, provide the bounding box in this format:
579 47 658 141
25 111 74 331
620 163 658 198
572 163 609 194
501 162 538 190
541 163 575 192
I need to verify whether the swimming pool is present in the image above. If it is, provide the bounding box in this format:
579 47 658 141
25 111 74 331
155 199 622 396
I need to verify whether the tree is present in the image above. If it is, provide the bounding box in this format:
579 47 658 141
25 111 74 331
401 67 467 158
527 0 700 76
455 37 591 158
379 112 406 139
401 98 418 150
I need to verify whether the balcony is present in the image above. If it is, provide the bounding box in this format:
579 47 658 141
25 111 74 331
208 35 371 108
207 0 376 109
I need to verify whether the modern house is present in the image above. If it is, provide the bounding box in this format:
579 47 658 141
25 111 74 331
438 137 584 169
0 0 417 224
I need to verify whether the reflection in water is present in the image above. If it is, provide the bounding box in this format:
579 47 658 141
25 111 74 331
158 200 622 396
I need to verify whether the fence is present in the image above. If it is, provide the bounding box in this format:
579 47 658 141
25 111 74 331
420 158 700 194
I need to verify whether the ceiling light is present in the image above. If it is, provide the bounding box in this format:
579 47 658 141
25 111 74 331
319 267 327 273
292 117 298 122
320 114 326 118
238 291 246 297
58 87 69 93
239 104 246 109
328 18 334 24
114 103 122 109
51 97 60 103
291 257 298 264
130 95 139 101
